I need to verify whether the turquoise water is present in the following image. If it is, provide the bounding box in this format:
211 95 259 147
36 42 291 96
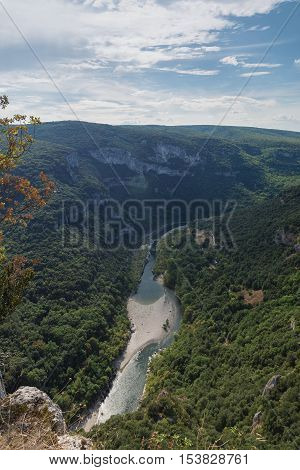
97 343 159 423
132 255 164 305
95 256 181 424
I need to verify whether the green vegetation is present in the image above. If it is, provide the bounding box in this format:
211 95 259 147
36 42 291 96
0 122 148 421
90 187 300 449
0 190 147 420
31 121 300 201
1 120 299 441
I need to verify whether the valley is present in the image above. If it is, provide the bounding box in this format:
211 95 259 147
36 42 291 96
83 253 181 432
0 122 299 450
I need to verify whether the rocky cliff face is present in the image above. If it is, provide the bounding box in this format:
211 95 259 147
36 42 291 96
90 147 184 177
154 143 192 163
64 142 240 194
153 142 207 165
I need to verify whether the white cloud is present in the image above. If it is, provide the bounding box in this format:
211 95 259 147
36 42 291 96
156 67 219 76
3 66 300 131
85 0 285 17
0 0 295 130
0 0 228 69
0 0 285 71
273 113 299 123
294 59 300 65
247 25 270 31
240 71 271 77
220 55 281 70
60 60 109 71
220 56 239 66
241 62 281 68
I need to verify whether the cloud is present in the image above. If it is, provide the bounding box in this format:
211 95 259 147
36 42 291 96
294 59 300 65
240 71 271 77
156 67 220 76
0 0 287 82
247 25 270 31
0 67 275 115
3 65 300 131
0 0 228 71
114 64 220 76
241 62 281 68
220 55 281 69
175 95 275 112
0 0 286 71
0 0 296 130
272 113 299 123
60 60 109 71
85 0 285 17
220 56 239 66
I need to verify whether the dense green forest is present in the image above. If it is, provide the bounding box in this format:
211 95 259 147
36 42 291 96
1 226 145 420
90 186 300 449
0 135 148 421
1 121 299 436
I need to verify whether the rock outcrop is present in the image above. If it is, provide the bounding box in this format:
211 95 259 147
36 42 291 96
90 147 183 177
195 229 216 248
262 375 281 396
0 386 91 450
275 229 300 252
7 386 66 435
251 411 262 432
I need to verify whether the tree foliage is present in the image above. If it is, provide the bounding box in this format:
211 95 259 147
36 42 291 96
90 188 300 450
0 96 54 229
0 96 54 321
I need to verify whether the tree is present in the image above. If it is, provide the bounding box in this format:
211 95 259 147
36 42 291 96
0 96 54 321
0 95 54 229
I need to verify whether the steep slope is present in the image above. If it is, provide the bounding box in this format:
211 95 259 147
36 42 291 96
90 187 300 450
30 122 300 201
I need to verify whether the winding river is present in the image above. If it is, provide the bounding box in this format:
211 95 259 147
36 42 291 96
83 253 181 431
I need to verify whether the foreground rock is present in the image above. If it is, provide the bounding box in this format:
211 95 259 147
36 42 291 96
8 386 66 435
0 386 91 450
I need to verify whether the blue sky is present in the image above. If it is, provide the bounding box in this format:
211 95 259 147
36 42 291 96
0 0 299 130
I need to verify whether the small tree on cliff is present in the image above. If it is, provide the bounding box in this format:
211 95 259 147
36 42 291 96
0 96 54 321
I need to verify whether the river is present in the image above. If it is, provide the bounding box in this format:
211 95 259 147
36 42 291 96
83 253 181 431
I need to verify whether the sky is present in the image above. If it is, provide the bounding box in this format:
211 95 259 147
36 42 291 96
0 0 300 130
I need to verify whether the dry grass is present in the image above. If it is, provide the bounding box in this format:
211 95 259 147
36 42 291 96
242 289 264 306
0 398 62 450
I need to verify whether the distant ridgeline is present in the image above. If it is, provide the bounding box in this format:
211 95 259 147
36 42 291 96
25 121 300 201
90 187 300 450
0 122 299 428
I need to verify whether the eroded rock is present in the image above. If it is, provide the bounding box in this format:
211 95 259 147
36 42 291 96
252 411 262 432
263 375 281 396
6 386 66 435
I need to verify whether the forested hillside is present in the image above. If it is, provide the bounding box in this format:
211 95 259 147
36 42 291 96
0 138 147 422
1 121 299 428
29 121 300 201
90 187 300 449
